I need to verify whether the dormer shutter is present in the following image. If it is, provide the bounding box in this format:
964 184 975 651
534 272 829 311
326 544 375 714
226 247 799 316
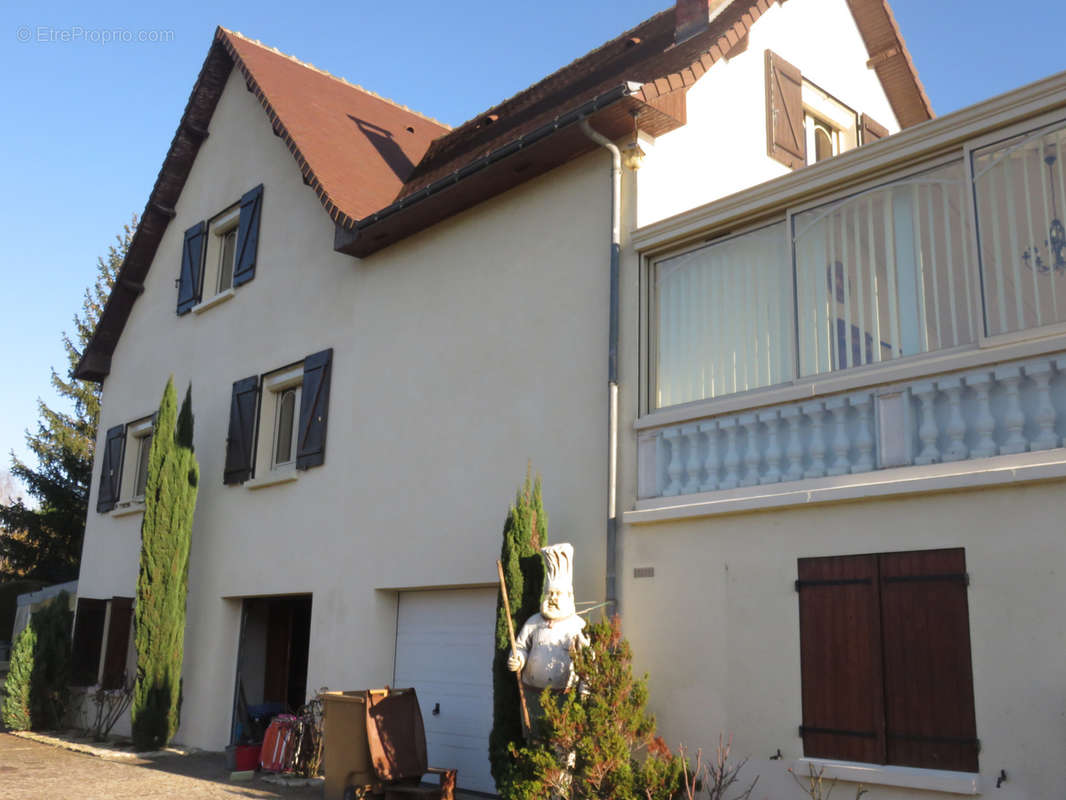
860 114 889 145
224 376 259 485
765 49 805 169
233 184 263 287
96 424 126 513
296 348 333 470
177 221 205 315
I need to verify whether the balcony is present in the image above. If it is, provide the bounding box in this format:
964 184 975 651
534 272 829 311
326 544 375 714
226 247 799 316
630 72 1066 518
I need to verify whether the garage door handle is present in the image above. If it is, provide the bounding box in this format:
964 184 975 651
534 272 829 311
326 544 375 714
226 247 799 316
432 703 440 716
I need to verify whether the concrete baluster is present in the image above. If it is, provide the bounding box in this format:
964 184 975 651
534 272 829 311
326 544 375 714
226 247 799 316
739 413 761 487
995 365 1027 455
913 381 941 465
825 397 851 476
802 401 827 479
681 425 702 494
965 371 997 459
781 406 804 482
938 376 968 462
850 393 875 473
1025 361 1059 450
699 420 720 492
760 409 782 484
719 418 740 490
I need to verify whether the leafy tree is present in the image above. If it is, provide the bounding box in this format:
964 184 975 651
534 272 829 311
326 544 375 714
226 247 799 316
1 592 72 731
0 220 134 582
131 380 198 750
490 467 547 794
508 617 685 800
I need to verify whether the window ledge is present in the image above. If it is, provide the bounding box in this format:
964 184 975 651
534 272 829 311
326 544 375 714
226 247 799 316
245 470 298 491
110 501 145 518
191 288 235 315
794 758 981 795
626 449 1066 524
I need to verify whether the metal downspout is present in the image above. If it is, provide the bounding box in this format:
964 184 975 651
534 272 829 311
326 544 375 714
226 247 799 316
580 119 621 612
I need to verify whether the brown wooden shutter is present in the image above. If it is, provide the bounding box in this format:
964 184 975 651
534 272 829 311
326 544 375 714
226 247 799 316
71 597 108 686
797 554 886 764
765 50 805 169
860 114 889 146
224 376 260 485
233 184 263 287
879 548 978 772
96 425 126 513
100 597 134 690
177 221 206 315
296 348 333 470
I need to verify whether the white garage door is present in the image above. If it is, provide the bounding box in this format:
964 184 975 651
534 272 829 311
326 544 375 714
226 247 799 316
394 588 497 795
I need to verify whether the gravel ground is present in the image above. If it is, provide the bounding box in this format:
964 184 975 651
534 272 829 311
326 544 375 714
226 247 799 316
0 732 323 800
0 733 486 800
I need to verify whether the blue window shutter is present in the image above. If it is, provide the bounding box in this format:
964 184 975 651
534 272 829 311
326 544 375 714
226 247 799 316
296 348 332 470
96 424 126 512
233 184 263 287
177 221 205 314
224 376 259 484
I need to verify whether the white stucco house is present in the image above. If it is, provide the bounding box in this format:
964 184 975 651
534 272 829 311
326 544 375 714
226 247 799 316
73 0 1066 797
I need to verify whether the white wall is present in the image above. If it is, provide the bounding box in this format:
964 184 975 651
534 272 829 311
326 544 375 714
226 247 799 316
78 64 613 749
618 482 1065 799
637 0 901 226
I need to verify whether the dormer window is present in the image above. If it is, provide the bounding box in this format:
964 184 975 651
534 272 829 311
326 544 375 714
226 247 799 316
766 49 883 170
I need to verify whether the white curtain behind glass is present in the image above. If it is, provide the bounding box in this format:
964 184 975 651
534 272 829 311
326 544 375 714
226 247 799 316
655 222 793 407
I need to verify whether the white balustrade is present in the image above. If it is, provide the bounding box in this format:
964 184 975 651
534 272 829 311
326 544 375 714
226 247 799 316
644 351 1066 500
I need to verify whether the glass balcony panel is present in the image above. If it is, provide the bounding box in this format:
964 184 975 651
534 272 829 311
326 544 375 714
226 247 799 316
793 160 975 378
973 120 1066 336
654 221 793 407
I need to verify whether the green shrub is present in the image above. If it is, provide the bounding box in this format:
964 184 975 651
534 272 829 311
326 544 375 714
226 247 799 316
508 617 686 800
1 624 35 730
1 592 72 731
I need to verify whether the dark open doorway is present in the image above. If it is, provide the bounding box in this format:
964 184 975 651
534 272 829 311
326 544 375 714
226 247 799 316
231 594 312 744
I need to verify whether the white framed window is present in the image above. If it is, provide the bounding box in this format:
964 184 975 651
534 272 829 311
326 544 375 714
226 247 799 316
204 205 240 296
113 416 153 509
258 365 303 473
802 82 857 166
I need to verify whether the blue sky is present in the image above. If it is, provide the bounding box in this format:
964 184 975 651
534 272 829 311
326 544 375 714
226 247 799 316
1 0 1064 486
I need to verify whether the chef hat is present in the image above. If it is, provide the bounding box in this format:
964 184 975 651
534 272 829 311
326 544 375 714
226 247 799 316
542 543 575 593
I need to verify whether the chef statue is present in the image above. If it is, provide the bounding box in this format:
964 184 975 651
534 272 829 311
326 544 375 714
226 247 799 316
508 543 589 731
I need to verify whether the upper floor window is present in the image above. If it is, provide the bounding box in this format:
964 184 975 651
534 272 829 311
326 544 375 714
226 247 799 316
765 49 885 171
650 158 977 409
176 184 263 315
95 414 155 513
223 348 333 486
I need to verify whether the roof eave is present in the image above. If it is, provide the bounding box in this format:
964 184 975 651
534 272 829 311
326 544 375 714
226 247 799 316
336 84 686 258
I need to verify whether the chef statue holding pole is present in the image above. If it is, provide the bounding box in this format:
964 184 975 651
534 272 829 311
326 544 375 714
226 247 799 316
506 543 589 735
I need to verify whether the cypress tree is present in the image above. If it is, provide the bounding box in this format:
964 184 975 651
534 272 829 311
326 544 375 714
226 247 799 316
131 380 199 750
490 466 547 795
2 623 35 730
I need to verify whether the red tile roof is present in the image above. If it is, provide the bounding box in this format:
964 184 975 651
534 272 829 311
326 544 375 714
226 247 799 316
220 30 450 226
